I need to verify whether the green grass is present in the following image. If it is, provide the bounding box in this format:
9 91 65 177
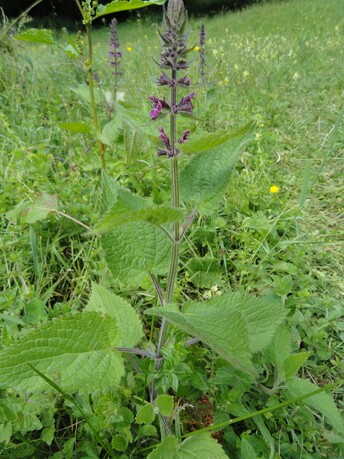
0 0 343 456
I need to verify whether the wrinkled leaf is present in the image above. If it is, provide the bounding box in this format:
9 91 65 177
180 124 253 213
85 283 143 347
0 313 124 393
146 292 286 375
100 174 171 288
93 205 183 234
102 221 171 289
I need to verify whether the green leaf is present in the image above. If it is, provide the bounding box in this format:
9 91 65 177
146 292 286 375
41 424 55 446
102 221 171 288
0 422 12 444
112 434 128 452
123 118 149 164
85 283 143 348
96 0 166 18
240 437 257 459
64 43 79 59
92 179 183 234
58 122 92 134
101 117 123 147
263 326 291 383
286 378 344 433
156 395 174 416
283 352 310 380
180 124 253 213
93 205 183 234
21 192 58 224
100 174 171 288
13 29 54 45
23 298 47 324
182 122 254 155
148 436 178 458
136 404 155 424
148 433 228 458
186 257 223 288
101 170 120 213
0 312 124 393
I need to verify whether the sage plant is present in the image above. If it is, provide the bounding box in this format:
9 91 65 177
149 0 195 399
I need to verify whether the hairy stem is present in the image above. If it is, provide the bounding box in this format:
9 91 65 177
155 70 179 368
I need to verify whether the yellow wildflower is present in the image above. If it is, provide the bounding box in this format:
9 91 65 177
270 185 280 194
194 46 201 51
127 47 132 52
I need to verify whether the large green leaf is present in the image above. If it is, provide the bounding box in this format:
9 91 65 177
93 205 183 234
96 0 166 18
146 292 286 374
148 433 228 459
102 221 171 288
286 378 344 433
0 313 124 393
180 124 253 213
182 122 254 155
13 29 54 45
93 179 182 234
85 283 143 347
100 173 171 288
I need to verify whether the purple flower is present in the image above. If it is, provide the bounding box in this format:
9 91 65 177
157 72 174 87
109 18 122 77
176 76 191 86
158 126 171 147
157 147 175 158
178 130 190 144
173 92 195 114
149 96 170 119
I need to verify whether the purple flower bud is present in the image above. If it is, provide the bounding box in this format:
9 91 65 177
178 130 190 143
158 126 171 147
157 147 176 158
157 73 173 86
173 92 195 114
176 76 191 86
157 148 168 157
149 96 170 119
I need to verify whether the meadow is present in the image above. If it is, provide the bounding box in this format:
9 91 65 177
0 0 343 457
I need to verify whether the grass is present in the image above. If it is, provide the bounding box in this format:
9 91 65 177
0 0 343 456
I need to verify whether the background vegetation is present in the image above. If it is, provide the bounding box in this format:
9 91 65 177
0 0 343 456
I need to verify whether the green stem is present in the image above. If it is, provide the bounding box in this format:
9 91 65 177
85 23 106 169
155 71 179 362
